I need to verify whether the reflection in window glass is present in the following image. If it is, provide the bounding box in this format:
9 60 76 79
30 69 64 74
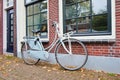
66 5 76 19
27 16 33 26
40 24 48 38
34 14 40 25
26 0 48 37
41 12 47 21
77 1 90 17
65 0 87 4
77 17 90 33
92 14 107 32
92 0 107 15
27 5 33 16
34 3 40 14
41 1 47 12
34 25 40 31
27 26 33 36
66 19 76 32
64 0 111 35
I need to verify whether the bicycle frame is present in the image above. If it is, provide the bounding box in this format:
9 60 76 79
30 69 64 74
22 21 73 60
34 21 72 54
21 20 88 70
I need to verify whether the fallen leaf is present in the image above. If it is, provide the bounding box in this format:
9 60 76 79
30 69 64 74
6 61 11 65
98 78 101 80
52 68 57 71
80 68 84 72
42 66 47 69
16 64 19 66
8 69 12 72
47 70 51 72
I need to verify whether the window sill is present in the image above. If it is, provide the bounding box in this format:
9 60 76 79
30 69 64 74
70 34 116 43
41 38 49 42
77 39 116 43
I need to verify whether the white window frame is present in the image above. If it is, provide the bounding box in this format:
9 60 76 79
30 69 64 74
59 0 116 41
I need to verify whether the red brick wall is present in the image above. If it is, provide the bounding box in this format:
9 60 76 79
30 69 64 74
85 0 120 57
43 0 59 52
47 0 120 57
13 0 17 56
49 0 59 44
0 0 3 54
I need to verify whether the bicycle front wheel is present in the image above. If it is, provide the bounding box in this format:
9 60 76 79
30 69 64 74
55 38 88 71
21 42 40 65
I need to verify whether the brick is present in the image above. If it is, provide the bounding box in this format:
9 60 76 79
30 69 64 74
0 0 3 54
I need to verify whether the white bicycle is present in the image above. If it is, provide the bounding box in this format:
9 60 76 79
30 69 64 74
21 20 88 71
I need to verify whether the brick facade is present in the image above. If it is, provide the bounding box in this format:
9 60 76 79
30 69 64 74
85 0 120 57
47 0 120 57
0 0 120 57
43 0 59 52
13 0 17 56
0 0 3 54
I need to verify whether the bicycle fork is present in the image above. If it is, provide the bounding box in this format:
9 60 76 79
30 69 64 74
60 34 72 55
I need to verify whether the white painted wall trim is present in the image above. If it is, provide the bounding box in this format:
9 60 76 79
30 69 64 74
48 54 120 74
16 0 50 57
16 0 26 57
3 1 8 54
59 0 116 41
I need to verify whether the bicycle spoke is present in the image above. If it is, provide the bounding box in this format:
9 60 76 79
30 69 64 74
55 38 88 70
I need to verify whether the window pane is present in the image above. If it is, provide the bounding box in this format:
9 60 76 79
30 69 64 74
77 17 90 33
66 19 76 32
66 5 76 19
11 26 13 30
92 0 107 15
65 0 89 4
11 37 13 43
92 14 108 32
27 5 33 15
41 12 47 22
40 1 47 12
77 1 90 17
11 20 13 25
34 14 40 25
27 16 33 26
11 31 13 36
41 24 47 32
27 26 33 36
11 14 13 19
40 24 48 38
34 25 40 30
34 3 40 14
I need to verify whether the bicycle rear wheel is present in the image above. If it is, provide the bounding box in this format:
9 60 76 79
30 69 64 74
55 38 88 71
21 42 40 65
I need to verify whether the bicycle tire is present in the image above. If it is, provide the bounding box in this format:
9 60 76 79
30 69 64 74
55 38 88 71
21 42 40 65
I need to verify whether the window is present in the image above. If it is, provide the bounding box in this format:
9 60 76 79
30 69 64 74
6 0 13 7
63 0 111 36
26 0 48 38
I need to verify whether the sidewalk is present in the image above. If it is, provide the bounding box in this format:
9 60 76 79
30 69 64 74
0 55 119 80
